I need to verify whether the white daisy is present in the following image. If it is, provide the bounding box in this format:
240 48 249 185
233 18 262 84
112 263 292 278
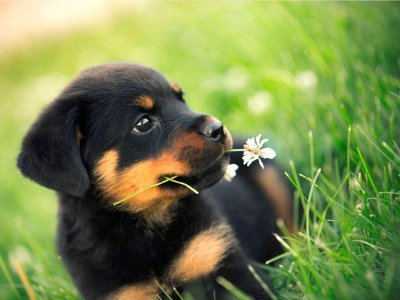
242 134 276 168
224 164 239 182
247 91 272 115
295 70 318 90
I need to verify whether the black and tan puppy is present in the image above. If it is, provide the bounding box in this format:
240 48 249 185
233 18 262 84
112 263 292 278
17 63 293 300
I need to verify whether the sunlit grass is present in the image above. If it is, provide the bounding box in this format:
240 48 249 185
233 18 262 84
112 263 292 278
0 2 399 299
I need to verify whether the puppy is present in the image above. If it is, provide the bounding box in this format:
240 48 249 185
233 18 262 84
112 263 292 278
17 63 293 300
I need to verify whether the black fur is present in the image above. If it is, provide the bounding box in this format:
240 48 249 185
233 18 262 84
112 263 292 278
17 63 292 300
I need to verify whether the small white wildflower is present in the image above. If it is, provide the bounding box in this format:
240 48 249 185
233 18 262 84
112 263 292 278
315 237 326 249
247 91 272 115
224 164 239 182
295 70 318 89
243 134 276 169
355 201 364 214
222 67 250 91
350 177 362 190
9 246 32 266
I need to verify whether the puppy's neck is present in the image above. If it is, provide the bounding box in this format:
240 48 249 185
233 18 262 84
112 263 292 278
134 197 179 228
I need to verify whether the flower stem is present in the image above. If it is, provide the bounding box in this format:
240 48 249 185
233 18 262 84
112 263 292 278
225 149 244 153
165 177 199 194
113 175 199 205
113 176 178 205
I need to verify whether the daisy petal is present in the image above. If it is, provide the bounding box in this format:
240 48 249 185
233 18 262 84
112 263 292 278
258 158 264 169
256 134 260 144
246 137 256 149
247 157 257 167
259 138 269 148
243 154 251 165
260 148 276 159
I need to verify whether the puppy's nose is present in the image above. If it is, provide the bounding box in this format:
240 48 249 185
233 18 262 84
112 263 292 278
202 120 225 143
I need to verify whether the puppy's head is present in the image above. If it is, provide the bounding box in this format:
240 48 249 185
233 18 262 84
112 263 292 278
18 63 232 213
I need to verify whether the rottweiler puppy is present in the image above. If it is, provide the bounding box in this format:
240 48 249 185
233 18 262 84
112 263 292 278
17 63 293 300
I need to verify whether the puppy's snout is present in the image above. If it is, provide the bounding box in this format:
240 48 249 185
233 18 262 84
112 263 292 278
202 120 225 143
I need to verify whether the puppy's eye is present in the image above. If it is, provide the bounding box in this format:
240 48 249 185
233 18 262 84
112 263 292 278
133 117 152 133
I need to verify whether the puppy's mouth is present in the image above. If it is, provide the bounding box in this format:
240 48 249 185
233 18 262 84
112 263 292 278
157 128 233 195
159 152 230 193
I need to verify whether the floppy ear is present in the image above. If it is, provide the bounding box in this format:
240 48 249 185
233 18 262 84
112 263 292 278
17 96 90 197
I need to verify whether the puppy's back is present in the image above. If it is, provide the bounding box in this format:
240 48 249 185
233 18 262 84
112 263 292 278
204 138 293 262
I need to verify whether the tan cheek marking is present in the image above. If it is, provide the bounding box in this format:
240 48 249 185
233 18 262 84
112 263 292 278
255 167 294 233
174 131 207 152
168 224 235 283
116 154 190 210
95 132 207 203
95 150 120 185
108 281 157 300
95 150 191 216
135 96 154 110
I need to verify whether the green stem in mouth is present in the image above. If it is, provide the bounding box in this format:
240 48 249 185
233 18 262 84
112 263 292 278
113 176 179 205
164 177 199 195
113 175 199 205
225 149 244 153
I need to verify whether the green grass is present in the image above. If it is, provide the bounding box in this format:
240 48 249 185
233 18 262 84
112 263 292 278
0 2 399 299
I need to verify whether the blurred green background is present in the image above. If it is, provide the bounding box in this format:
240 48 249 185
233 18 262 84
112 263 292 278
0 2 399 299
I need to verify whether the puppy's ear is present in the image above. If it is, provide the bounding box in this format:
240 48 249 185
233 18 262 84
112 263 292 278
17 95 89 197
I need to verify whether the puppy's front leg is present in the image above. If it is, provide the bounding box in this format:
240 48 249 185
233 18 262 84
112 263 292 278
167 223 272 299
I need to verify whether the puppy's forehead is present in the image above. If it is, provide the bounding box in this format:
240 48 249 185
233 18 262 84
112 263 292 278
76 63 172 96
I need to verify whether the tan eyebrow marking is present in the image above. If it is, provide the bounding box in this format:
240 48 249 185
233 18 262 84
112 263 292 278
134 96 154 110
169 83 182 95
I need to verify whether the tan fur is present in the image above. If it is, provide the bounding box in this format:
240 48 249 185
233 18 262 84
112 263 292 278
176 131 207 150
205 116 218 123
224 128 233 150
168 224 235 283
169 82 182 94
108 281 157 300
75 126 83 144
134 96 154 110
95 150 190 223
255 167 294 233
